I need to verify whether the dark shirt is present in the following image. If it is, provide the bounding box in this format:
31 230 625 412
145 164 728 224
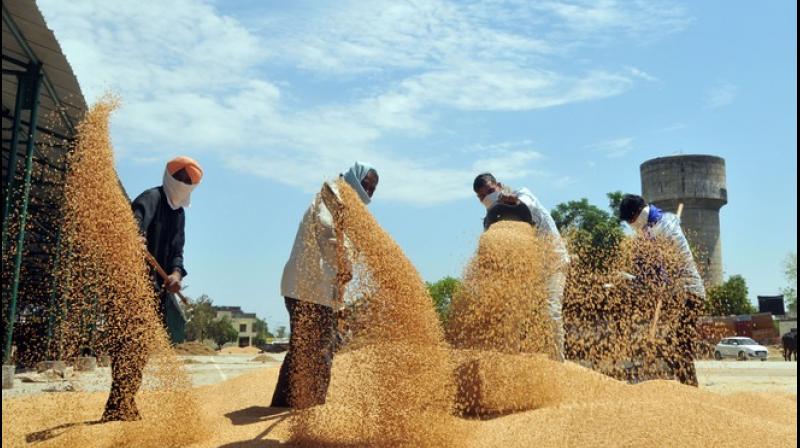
483 202 534 230
132 186 187 279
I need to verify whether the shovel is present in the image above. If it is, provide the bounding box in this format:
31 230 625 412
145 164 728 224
143 250 190 307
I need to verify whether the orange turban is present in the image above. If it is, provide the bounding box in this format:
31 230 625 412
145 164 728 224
166 156 203 184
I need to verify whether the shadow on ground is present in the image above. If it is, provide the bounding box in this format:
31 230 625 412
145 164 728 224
218 406 292 447
26 420 103 443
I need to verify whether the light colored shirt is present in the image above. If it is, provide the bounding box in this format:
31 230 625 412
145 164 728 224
645 213 706 298
280 182 345 308
515 188 569 266
514 187 568 360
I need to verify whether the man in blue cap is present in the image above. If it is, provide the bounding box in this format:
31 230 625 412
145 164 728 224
619 194 704 386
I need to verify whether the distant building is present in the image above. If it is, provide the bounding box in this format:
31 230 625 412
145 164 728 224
213 306 257 347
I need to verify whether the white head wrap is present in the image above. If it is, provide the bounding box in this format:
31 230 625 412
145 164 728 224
163 168 198 210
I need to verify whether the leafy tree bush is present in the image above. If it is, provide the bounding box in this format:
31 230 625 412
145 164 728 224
208 316 238 349
705 275 755 316
426 276 461 324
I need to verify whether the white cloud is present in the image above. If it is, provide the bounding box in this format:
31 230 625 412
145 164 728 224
39 0 691 205
377 65 635 113
587 137 635 158
704 82 738 109
533 0 693 44
625 66 659 82
261 0 690 74
472 150 544 178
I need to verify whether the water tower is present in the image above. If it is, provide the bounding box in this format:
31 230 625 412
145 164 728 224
640 155 727 287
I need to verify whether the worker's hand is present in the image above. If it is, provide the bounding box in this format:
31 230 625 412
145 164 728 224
337 269 353 288
321 182 344 216
498 192 520 205
164 271 182 293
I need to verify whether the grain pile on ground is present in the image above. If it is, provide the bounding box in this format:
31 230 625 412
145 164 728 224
173 342 216 356
2 367 291 448
4 360 796 447
251 354 277 363
464 374 796 447
451 350 566 417
2 97 207 447
446 221 561 416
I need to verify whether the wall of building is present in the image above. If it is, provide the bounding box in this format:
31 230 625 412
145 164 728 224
214 309 257 346
230 317 257 346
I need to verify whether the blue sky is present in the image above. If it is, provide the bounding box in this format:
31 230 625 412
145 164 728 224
39 0 796 330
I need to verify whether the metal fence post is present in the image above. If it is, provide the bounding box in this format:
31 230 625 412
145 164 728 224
4 63 43 364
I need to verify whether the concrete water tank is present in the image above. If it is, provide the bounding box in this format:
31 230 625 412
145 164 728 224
640 155 727 287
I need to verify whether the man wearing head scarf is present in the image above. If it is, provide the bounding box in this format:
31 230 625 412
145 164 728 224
102 156 202 421
472 173 569 361
619 194 704 387
270 162 379 409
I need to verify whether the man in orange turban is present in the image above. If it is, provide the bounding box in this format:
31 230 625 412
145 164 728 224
102 156 203 421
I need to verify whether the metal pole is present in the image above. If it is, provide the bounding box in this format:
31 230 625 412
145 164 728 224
44 223 63 358
4 64 43 364
1 76 27 254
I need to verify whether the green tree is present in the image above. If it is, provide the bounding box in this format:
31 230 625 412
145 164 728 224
551 193 625 270
426 277 461 324
185 294 216 342
208 316 238 349
606 191 625 221
783 252 797 314
252 317 274 346
275 326 287 339
705 275 755 316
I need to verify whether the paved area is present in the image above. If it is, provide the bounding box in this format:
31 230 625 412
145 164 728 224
2 353 286 399
179 353 285 387
696 359 797 395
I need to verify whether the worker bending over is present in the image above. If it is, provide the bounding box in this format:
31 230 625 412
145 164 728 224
619 194 704 387
473 173 569 361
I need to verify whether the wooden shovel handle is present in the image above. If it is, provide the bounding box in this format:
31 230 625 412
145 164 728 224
143 250 189 306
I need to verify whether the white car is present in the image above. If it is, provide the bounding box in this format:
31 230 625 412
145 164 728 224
714 337 769 361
